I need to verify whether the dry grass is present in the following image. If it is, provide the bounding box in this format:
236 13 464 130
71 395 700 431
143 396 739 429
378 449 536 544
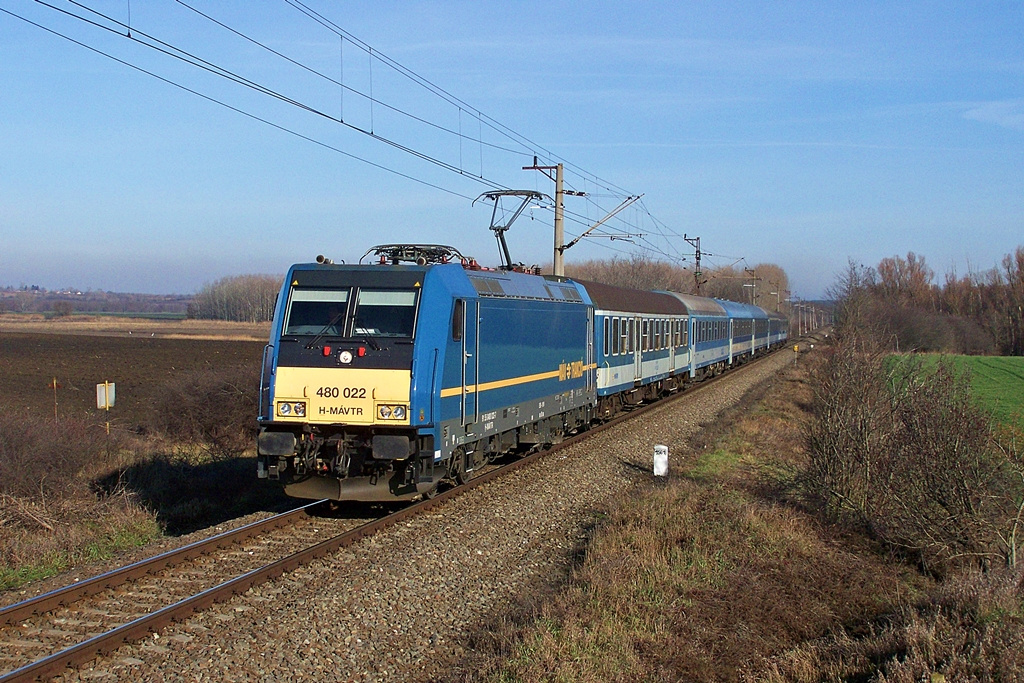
456 355 1023 682
0 491 158 591
0 410 160 590
757 566 1024 682
0 313 269 341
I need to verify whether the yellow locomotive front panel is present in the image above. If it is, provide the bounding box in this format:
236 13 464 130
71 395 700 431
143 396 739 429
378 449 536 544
271 366 411 426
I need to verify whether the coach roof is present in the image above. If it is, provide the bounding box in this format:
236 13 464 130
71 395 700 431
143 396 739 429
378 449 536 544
575 280 689 315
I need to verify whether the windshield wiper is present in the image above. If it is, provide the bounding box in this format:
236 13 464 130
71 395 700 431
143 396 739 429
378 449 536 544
305 312 346 349
357 336 382 351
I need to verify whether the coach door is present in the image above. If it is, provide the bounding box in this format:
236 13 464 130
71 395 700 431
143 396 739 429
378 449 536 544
728 319 734 365
587 308 595 391
461 299 480 426
634 316 643 382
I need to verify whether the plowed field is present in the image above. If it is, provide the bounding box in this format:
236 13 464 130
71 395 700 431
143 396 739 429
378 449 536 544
0 332 266 428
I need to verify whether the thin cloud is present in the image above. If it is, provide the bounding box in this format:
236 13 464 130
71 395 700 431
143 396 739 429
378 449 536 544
963 100 1024 131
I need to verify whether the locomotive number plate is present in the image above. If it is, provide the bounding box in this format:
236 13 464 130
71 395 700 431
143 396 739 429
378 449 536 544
316 386 367 399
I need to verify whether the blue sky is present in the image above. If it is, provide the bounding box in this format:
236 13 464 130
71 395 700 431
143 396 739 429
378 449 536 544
1 1 1021 298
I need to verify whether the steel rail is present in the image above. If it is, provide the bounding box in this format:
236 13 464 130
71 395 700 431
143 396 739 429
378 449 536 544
0 350 780 682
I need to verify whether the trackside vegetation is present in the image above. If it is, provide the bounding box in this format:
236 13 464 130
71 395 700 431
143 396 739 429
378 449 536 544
464 345 1024 681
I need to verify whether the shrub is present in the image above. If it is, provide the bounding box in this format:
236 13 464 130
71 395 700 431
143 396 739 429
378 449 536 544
0 411 110 499
146 364 260 458
803 337 1024 572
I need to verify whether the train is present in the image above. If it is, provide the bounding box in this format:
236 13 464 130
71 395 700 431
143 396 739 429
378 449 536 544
256 244 788 501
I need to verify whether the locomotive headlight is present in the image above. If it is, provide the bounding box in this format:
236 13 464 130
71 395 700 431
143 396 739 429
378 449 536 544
277 401 306 418
376 404 408 421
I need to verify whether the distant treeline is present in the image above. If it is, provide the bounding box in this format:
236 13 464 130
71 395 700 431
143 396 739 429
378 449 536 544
187 274 281 323
0 288 190 315
566 254 791 311
833 246 1024 355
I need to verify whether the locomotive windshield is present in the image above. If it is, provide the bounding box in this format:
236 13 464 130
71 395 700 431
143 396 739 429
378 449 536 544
284 289 350 336
352 289 417 337
283 287 418 338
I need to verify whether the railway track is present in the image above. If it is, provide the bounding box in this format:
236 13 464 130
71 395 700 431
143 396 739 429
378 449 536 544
0 501 373 682
0 351 778 682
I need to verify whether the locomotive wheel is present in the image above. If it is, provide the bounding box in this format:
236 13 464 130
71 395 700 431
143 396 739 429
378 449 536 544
446 446 468 486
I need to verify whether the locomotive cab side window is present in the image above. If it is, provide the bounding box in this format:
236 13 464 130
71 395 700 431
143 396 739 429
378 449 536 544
452 299 464 341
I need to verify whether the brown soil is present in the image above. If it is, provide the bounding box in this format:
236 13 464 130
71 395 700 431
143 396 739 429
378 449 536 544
0 332 266 429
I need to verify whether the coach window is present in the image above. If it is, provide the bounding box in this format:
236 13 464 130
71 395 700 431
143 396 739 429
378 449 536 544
612 318 620 355
604 318 610 356
621 318 629 354
451 299 464 341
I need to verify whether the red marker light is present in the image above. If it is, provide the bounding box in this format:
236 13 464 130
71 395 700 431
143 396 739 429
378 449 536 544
323 346 332 356
358 347 366 357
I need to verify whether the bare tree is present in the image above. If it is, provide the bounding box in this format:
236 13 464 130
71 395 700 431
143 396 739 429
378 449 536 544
189 274 281 323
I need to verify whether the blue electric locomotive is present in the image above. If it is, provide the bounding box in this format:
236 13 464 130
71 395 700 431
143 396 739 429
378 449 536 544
257 245 595 501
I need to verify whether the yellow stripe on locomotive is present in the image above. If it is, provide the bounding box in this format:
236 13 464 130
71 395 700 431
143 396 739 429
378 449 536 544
271 367 411 426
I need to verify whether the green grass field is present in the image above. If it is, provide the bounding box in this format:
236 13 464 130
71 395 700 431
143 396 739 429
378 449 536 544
944 356 1024 427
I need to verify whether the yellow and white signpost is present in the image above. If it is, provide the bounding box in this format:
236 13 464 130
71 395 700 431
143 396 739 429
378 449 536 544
96 381 115 434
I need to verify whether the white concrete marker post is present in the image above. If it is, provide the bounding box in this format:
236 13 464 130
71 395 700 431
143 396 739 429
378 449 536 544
654 444 669 478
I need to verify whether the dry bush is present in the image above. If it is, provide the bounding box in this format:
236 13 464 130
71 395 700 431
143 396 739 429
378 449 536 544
464 364 906 683
146 364 260 458
803 338 1024 572
0 411 112 499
